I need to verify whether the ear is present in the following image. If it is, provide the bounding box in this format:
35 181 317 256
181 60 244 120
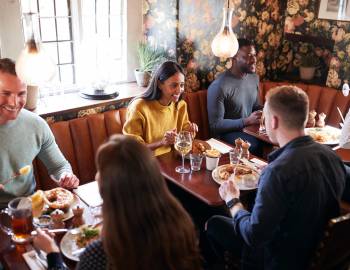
271 115 279 130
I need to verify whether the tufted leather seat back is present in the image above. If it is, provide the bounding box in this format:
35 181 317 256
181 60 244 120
35 108 127 190
259 82 350 127
183 90 210 140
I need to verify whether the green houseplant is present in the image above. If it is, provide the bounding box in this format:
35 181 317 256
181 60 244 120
134 42 167 87
299 54 320 80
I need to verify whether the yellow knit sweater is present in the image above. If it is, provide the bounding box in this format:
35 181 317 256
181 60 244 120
123 99 191 156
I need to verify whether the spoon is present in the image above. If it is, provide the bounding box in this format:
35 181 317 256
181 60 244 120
1 165 31 186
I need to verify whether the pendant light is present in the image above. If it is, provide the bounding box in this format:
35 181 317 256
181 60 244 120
16 9 56 86
211 0 239 58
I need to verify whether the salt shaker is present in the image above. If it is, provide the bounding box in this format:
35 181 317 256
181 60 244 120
241 141 251 160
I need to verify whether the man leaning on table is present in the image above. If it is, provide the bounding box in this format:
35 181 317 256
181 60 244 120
0 58 79 208
206 85 346 270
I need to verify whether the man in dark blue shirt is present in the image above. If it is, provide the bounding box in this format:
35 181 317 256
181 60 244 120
207 38 262 155
206 85 346 270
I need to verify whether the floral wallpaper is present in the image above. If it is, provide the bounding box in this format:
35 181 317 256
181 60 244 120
143 0 286 91
143 0 350 90
283 0 350 88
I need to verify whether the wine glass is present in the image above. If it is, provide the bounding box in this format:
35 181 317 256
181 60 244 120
174 131 192 173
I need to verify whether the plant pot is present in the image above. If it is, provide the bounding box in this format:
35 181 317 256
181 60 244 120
134 69 151 87
299 66 316 80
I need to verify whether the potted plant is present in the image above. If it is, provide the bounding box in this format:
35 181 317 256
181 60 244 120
299 54 320 80
134 42 167 87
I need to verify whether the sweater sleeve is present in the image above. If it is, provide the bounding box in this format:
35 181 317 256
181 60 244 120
207 81 244 134
37 119 72 181
122 101 146 144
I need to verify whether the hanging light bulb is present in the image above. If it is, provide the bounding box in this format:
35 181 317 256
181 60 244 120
211 1 239 58
16 11 56 86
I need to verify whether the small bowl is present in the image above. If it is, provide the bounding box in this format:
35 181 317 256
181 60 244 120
33 215 52 228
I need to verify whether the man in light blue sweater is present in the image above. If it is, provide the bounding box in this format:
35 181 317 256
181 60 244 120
0 58 79 208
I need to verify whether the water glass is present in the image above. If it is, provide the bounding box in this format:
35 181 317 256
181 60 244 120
190 154 203 171
229 149 242 165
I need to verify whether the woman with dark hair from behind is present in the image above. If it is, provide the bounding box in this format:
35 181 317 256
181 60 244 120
33 135 202 270
123 60 198 156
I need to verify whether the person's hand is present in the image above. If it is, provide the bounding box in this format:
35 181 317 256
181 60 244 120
162 128 177 146
219 180 240 202
244 110 262 126
54 172 79 189
188 122 199 139
33 228 60 254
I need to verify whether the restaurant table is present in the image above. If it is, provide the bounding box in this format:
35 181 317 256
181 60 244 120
0 195 97 270
243 124 350 163
157 150 258 207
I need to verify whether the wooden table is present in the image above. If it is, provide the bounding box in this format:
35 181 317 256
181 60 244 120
0 197 96 270
243 124 350 164
157 150 256 207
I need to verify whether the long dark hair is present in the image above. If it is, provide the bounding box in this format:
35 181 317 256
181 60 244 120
135 60 185 101
96 135 201 270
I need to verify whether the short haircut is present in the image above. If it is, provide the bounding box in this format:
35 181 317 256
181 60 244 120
0 58 16 76
266 85 309 130
238 38 254 49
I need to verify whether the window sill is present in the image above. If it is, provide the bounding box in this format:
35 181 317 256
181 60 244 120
34 82 146 117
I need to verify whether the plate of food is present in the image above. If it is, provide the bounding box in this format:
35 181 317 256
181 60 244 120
180 139 211 159
60 224 102 261
212 164 260 190
31 187 79 222
305 125 341 145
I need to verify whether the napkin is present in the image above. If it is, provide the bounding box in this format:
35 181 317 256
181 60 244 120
206 138 233 154
23 250 48 270
73 181 103 207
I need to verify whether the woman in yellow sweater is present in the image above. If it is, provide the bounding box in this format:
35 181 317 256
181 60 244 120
123 61 197 156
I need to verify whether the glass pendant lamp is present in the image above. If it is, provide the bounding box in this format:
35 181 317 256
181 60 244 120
16 11 56 86
211 0 239 58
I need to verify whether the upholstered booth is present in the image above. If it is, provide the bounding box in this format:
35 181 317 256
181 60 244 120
34 81 350 190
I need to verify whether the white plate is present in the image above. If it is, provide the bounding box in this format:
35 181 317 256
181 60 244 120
211 164 260 190
60 231 80 262
305 126 341 145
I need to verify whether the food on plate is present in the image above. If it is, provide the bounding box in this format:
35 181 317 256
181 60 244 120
205 148 220 158
31 190 45 217
192 140 210 154
44 187 74 210
75 225 101 248
19 165 31 176
305 127 340 143
218 164 255 181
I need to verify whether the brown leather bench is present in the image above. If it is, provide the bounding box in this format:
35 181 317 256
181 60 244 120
35 81 350 190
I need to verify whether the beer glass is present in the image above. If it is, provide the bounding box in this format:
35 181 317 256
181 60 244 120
0 197 34 243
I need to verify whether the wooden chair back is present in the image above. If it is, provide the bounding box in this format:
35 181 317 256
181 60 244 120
309 213 350 270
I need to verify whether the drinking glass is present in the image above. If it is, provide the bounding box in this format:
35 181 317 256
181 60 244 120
190 153 203 171
259 111 266 133
175 131 192 173
0 197 34 243
229 148 242 165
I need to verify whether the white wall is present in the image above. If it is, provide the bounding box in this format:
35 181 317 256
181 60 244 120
0 0 24 60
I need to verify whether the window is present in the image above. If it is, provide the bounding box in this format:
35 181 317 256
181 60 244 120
20 0 126 95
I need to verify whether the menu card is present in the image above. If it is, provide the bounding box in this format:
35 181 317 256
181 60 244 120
206 138 233 154
73 181 102 207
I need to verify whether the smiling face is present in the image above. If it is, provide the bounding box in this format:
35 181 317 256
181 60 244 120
235 45 257 74
0 72 27 125
158 72 185 105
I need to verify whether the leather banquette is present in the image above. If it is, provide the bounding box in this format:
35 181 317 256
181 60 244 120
35 81 350 190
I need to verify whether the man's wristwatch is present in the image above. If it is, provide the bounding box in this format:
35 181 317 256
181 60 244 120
226 198 240 209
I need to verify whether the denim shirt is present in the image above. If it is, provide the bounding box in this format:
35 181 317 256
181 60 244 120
233 136 346 270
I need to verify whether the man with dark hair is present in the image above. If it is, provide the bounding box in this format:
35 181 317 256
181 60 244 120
206 85 346 269
0 58 79 208
207 38 262 155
